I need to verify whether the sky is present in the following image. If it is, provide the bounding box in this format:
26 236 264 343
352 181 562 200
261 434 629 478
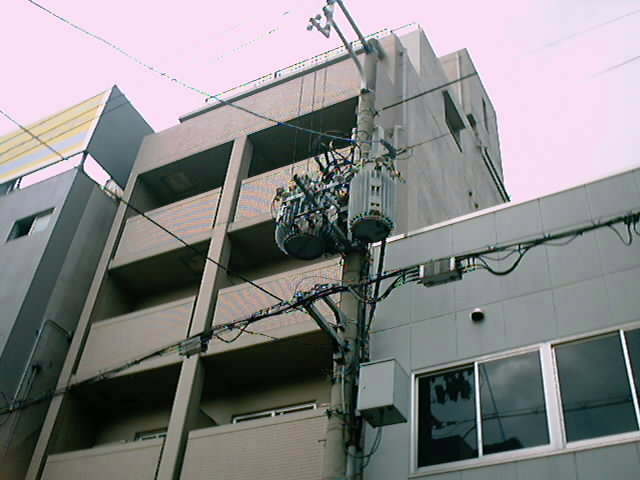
1 0 639 202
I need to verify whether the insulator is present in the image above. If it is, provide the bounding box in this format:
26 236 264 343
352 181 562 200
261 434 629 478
348 164 396 243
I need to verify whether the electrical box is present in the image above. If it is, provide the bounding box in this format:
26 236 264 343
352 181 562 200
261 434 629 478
357 358 409 427
418 257 462 287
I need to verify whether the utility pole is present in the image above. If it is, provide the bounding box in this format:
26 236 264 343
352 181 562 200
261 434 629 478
307 2 383 478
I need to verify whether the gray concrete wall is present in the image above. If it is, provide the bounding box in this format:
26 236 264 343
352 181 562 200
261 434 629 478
378 28 505 235
0 171 122 480
0 171 74 385
365 167 640 480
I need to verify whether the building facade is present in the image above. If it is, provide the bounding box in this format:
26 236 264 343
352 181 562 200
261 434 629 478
25 27 507 480
366 167 640 479
0 87 151 480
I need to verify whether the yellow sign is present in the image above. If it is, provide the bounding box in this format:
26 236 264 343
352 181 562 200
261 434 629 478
0 90 110 184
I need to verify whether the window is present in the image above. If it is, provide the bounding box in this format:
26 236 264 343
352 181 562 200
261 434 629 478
443 91 465 152
417 351 548 468
414 327 640 473
134 428 167 441
7 209 54 241
232 402 317 424
556 332 639 442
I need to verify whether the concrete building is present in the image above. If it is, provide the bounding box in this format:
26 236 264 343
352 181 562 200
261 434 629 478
25 26 508 480
365 166 640 480
0 87 152 480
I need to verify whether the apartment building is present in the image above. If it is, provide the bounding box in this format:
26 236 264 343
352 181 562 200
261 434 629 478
366 166 640 480
0 87 152 479
26 26 507 480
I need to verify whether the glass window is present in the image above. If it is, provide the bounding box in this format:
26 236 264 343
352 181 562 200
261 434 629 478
479 352 549 454
417 366 477 467
443 91 465 152
7 208 54 241
624 328 640 401
417 352 550 469
556 334 638 442
30 211 53 233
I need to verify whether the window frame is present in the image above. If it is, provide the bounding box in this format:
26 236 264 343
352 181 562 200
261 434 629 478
411 322 640 476
6 208 54 242
442 90 465 152
231 402 317 424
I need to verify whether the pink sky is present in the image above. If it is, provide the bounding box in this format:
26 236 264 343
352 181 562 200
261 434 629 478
2 0 639 201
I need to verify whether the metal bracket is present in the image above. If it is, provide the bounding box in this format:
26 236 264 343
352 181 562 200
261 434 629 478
303 301 348 351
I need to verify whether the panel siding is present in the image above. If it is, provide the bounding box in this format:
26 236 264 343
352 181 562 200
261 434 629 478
234 159 312 222
41 440 163 480
113 188 220 265
76 298 193 378
368 168 640 480
181 411 327 480
212 259 342 339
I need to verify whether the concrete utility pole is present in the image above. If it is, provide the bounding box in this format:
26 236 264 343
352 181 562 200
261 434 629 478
307 2 383 478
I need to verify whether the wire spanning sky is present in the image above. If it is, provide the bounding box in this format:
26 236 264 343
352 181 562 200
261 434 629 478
1 0 639 201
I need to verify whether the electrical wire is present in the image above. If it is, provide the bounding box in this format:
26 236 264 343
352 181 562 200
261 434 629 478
366 238 386 330
379 72 479 113
24 0 369 147
0 105 287 304
533 8 640 52
3 209 640 417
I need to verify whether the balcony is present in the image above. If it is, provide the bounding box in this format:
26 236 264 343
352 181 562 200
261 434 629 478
112 188 221 268
233 158 313 227
180 409 327 480
75 297 194 379
209 258 342 353
41 439 163 480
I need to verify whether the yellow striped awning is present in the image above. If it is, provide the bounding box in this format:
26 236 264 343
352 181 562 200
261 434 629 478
0 90 110 184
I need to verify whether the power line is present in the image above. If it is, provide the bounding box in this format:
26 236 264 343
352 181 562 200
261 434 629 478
2 207 639 417
0 281 341 417
24 0 366 146
379 72 479 112
0 106 285 303
534 8 640 52
594 54 640 76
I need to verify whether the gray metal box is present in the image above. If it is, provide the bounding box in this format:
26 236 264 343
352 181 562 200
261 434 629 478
357 358 409 427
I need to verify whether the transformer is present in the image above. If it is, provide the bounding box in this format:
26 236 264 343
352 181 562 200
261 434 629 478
347 164 396 243
275 174 351 260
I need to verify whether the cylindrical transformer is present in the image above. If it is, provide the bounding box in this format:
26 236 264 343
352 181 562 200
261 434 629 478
348 164 396 243
275 193 327 260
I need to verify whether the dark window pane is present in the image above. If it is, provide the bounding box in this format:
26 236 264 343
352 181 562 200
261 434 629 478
556 334 638 442
479 352 549 454
417 366 477 467
625 328 640 399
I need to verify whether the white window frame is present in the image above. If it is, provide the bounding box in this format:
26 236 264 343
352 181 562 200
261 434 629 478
134 428 167 442
411 321 640 476
232 402 317 424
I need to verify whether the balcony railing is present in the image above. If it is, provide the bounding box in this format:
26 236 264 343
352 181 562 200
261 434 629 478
112 188 221 266
41 438 163 480
211 258 342 350
181 409 327 480
75 297 194 379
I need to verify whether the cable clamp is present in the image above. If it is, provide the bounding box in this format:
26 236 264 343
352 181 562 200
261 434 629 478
178 335 208 357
